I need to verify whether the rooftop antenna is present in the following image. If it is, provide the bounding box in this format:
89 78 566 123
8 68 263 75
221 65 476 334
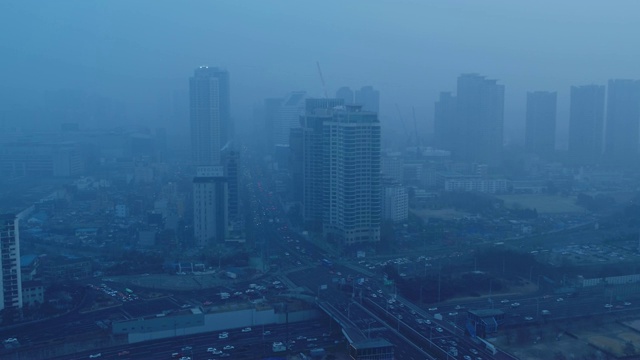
316 61 328 99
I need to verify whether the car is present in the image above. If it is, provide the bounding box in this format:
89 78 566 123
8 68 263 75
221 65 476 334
524 316 534 321
604 303 613 308
454 305 465 310
218 332 228 339
428 307 438 311
179 357 191 360
118 351 130 356
242 327 252 332
510 302 521 308
624 302 632 306
89 354 102 359
296 335 307 340
469 348 479 355
181 346 192 351
207 348 217 353
171 353 181 358
223 345 234 350
556 297 564 302
425 319 432 325
436 327 444 333
500 299 510 303
263 330 271 335
464 356 472 360
448 312 458 316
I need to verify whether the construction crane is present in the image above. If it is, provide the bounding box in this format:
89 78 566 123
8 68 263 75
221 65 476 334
316 61 328 99
395 104 411 147
412 106 422 157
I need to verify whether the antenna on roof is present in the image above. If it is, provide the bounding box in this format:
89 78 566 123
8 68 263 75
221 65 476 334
316 61 328 99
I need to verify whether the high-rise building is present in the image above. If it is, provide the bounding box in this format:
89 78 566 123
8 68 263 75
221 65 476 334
322 105 381 245
289 127 304 205
300 99 381 245
382 181 409 223
193 166 227 246
275 91 306 147
568 85 605 165
336 86 354 105
189 66 230 166
605 79 640 164
433 92 457 151
525 91 557 159
355 86 380 113
1 214 22 315
222 150 240 224
301 98 343 232
455 74 505 165
264 98 284 154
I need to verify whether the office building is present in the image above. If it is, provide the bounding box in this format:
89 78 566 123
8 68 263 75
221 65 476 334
568 85 605 165
264 98 284 153
336 86 354 105
289 128 304 205
525 91 557 159
193 166 228 246
189 66 230 166
605 79 640 164
1 214 22 314
355 86 380 113
455 74 505 165
222 150 240 224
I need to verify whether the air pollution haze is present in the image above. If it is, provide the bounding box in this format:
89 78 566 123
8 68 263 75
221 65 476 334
1 1 639 146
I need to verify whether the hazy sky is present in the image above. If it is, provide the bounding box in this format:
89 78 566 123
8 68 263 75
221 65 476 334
2 1 639 145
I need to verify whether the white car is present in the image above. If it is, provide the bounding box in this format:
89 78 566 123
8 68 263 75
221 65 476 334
223 345 234 350
436 327 444 333
500 299 510 303
510 302 521 308
242 327 252 332
218 333 228 339
428 307 438 311
624 302 632 306
556 297 564 302
89 354 102 359
604 304 613 308
207 348 217 353
524 316 534 321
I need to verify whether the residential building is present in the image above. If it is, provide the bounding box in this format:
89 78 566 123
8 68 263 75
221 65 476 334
355 86 380 113
568 85 605 165
433 92 457 151
0 214 22 313
336 86 354 105
454 74 505 165
525 91 557 159
605 79 640 164
382 182 409 223
193 166 228 246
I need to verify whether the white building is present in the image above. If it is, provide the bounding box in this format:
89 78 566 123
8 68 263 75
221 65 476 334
382 184 409 223
193 166 228 246
1 214 22 312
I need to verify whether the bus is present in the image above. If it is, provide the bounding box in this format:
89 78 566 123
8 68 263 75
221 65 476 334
321 259 333 268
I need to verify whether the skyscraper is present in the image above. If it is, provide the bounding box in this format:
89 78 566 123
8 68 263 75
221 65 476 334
322 105 381 245
525 91 557 159
300 99 381 245
568 85 605 165
605 79 640 164
336 86 354 105
433 92 457 151
355 86 380 113
455 74 505 165
189 66 230 166
1 214 22 316
301 98 344 232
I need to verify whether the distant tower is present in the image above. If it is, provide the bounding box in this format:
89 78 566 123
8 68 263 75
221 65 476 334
525 91 557 159
189 66 230 166
355 86 380 113
433 92 457 151
336 87 354 105
454 74 505 165
0 214 22 316
568 85 605 165
605 79 640 164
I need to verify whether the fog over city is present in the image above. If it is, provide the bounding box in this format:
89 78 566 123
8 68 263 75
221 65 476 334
2 2 640 360
2 1 640 145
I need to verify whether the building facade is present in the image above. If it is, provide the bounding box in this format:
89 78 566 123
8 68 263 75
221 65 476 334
1 214 22 313
189 66 230 166
525 91 557 159
193 166 228 246
605 79 640 164
382 183 409 223
568 85 605 165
